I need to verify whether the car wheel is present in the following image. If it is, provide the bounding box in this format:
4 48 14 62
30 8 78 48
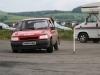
47 39 53 53
92 39 99 43
54 40 58 50
12 48 18 53
79 33 88 43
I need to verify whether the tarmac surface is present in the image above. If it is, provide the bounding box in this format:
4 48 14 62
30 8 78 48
0 40 100 75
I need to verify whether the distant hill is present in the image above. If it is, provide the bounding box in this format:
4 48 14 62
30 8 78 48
0 10 7 14
72 6 82 13
0 9 87 24
7 10 87 23
8 10 71 17
0 14 30 24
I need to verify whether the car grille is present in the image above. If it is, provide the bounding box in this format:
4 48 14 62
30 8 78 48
20 37 38 40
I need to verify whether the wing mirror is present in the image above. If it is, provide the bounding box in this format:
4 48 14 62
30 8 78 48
96 23 98 27
51 27 55 30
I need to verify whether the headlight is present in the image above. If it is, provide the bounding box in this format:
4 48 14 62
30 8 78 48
11 37 19 41
39 35 48 39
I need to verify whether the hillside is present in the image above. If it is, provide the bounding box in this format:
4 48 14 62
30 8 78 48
0 14 30 24
72 6 82 13
7 10 88 23
8 10 71 17
0 10 7 14
0 8 88 24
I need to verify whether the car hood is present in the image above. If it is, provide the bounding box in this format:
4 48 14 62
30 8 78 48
4 27 16 30
0 22 9 28
12 29 48 36
75 22 84 28
55 22 72 30
59 26 72 30
57 26 72 30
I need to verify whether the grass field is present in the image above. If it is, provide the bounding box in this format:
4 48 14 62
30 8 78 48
58 30 73 41
0 30 12 40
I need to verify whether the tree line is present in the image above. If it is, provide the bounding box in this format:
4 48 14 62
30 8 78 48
8 10 85 23
0 7 84 24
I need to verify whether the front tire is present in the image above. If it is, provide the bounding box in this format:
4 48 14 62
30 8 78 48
78 33 88 43
12 48 18 53
47 39 53 53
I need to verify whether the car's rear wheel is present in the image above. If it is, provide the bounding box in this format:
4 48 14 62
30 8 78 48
47 39 53 53
54 40 58 50
92 39 99 43
12 48 18 53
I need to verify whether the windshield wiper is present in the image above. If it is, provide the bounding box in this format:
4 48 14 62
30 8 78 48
35 27 48 29
27 28 35 30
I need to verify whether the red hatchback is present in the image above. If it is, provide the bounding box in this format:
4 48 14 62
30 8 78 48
11 18 59 53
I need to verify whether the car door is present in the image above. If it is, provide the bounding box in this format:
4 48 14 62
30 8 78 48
49 20 58 45
85 14 99 38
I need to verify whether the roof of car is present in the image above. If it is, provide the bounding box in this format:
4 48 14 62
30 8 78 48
21 18 50 21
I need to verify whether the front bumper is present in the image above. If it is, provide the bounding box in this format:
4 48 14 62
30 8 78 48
11 39 50 50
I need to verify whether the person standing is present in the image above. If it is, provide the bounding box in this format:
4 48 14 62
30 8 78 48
13 23 18 28
50 15 55 24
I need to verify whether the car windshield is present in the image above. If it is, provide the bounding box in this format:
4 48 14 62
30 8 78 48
86 14 99 22
18 20 48 30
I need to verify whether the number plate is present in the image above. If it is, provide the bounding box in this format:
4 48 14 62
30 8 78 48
22 41 36 45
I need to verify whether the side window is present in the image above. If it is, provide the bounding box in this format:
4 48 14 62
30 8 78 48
16 22 22 30
21 22 26 30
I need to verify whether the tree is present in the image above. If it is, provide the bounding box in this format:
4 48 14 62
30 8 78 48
72 6 82 13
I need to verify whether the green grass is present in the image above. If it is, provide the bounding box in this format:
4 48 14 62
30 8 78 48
58 30 73 41
0 30 13 40
0 30 73 40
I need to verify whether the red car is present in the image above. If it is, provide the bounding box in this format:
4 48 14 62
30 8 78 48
11 18 59 53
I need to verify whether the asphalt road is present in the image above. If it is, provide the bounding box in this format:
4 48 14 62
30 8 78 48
0 40 100 75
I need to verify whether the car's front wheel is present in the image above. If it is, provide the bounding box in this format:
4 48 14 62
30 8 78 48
47 39 53 53
78 33 88 43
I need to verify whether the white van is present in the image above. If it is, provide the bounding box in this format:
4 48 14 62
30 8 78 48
0 22 16 30
75 2 100 43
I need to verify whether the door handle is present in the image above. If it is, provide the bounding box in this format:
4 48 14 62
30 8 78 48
96 23 98 27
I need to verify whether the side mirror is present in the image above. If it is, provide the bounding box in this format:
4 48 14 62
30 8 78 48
85 22 87 25
86 18 88 22
85 18 88 25
12 29 16 33
51 27 55 30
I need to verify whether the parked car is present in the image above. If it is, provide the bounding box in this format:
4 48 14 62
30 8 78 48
55 22 72 30
0 22 16 31
11 18 59 53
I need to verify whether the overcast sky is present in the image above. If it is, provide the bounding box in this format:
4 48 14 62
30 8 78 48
0 0 100 12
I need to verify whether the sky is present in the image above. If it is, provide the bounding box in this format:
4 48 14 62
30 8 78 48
0 0 100 12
